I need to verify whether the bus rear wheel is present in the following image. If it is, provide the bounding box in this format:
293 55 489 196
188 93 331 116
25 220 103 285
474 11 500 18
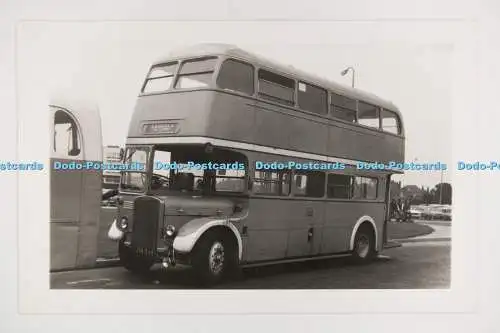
191 229 237 286
351 224 376 264
119 241 154 274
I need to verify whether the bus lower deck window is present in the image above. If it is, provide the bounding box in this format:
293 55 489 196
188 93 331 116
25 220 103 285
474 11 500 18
254 170 290 196
293 171 325 198
327 174 353 199
352 176 378 200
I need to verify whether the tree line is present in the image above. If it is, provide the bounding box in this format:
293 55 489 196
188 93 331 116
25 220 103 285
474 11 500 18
390 181 452 205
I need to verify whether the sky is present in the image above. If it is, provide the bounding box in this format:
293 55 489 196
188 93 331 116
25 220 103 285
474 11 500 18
17 22 452 188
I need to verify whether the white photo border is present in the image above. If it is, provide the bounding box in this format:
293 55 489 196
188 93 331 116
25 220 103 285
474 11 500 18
16 19 477 315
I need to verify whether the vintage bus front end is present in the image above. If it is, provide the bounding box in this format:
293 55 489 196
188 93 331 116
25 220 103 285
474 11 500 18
105 51 254 284
108 142 248 284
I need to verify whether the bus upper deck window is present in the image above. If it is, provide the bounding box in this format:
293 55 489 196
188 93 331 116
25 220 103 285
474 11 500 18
216 59 254 95
258 69 295 106
175 57 217 89
331 93 357 123
358 102 380 129
381 109 401 135
143 62 178 94
298 82 327 115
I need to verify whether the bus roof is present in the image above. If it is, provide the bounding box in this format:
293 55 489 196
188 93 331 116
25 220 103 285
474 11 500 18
153 43 401 115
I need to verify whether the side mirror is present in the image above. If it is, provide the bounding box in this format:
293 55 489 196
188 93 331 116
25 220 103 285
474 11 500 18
204 143 214 154
233 203 243 213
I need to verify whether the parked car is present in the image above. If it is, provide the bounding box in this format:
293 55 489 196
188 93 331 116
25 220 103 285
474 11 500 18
408 205 424 220
427 205 452 220
418 205 430 220
101 188 118 207
433 206 452 220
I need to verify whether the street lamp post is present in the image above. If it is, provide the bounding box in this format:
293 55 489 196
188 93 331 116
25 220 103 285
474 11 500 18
341 66 355 88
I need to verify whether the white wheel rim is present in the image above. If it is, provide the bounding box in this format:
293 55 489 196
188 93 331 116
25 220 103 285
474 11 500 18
208 241 225 275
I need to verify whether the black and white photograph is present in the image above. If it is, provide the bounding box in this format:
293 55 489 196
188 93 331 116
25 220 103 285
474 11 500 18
40 24 453 290
6 1 499 330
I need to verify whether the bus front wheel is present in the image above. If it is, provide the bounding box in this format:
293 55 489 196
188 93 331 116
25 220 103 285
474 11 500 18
351 224 376 264
191 229 238 285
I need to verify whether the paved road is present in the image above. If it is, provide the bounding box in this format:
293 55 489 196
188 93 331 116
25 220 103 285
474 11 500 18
51 240 450 289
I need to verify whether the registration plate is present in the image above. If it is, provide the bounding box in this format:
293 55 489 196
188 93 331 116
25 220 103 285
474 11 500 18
135 247 156 257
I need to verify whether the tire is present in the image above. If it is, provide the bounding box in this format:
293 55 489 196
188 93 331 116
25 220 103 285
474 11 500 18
119 241 154 274
191 229 238 286
350 224 376 264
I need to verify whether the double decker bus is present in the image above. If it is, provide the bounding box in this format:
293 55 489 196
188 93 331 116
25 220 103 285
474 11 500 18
108 44 405 284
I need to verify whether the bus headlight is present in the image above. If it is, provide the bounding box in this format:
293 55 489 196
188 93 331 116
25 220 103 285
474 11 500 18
118 216 129 231
165 225 176 237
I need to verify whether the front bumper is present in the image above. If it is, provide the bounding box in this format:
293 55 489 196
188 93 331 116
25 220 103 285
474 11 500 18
121 238 191 267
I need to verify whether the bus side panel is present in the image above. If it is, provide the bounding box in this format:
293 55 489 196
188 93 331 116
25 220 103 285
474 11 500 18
382 134 405 165
321 202 386 254
50 157 82 270
288 116 328 155
208 93 255 142
253 102 291 149
50 158 82 223
50 224 79 270
50 101 103 271
128 91 404 166
328 126 399 164
321 202 354 254
242 198 290 262
75 167 102 267
50 159 102 270
285 200 324 258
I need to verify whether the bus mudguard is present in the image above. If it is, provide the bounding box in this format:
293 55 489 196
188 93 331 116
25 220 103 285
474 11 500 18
349 215 379 252
173 217 243 260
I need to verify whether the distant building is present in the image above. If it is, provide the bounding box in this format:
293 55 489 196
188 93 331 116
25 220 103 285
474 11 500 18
400 185 425 202
104 145 122 162
102 145 122 190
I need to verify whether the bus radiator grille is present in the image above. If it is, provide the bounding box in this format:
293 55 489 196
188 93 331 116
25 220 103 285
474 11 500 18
131 196 161 251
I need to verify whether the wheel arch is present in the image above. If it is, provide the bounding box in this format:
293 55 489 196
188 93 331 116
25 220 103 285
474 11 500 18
173 218 243 260
349 215 379 252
